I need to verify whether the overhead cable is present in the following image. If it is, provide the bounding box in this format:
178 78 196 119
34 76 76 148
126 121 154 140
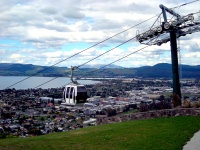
5 14 161 89
172 0 200 9
59 45 151 88
35 36 136 88
77 37 136 68
6 0 200 89
84 45 150 75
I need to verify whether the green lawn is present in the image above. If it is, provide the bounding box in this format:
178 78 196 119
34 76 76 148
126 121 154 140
0 116 200 150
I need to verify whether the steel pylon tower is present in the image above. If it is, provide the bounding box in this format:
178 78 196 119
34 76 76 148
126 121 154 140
136 4 200 102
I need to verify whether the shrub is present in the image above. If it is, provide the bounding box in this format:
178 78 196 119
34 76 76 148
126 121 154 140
183 99 191 108
191 102 200 108
0 133 6 139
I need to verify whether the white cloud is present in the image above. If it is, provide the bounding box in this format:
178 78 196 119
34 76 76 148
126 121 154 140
0 0 199 68
10 54 22 59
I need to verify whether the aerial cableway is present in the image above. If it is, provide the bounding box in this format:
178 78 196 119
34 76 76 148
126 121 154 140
4 1 200 107
6 1 199 91
61 44 150 105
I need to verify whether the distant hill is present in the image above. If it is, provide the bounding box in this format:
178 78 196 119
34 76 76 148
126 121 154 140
0 63 68 77
135 63 200 78
80 64 123 68
0 63 199 78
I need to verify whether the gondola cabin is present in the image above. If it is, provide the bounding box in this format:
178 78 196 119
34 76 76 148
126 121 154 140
62 84 88 105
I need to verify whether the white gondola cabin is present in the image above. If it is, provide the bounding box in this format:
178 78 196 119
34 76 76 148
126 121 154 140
62 83 88 105
62 66 88 105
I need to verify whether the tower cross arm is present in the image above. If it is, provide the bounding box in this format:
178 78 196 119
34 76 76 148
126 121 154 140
159 4 181 21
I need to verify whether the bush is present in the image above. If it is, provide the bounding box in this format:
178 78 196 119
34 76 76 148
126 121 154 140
191 102 200 108
183 99 191 108
0 133 6 139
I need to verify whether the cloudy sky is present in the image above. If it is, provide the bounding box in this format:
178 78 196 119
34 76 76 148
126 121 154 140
0 0 200 68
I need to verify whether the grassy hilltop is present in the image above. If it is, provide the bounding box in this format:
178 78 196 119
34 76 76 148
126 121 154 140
0 116 200 150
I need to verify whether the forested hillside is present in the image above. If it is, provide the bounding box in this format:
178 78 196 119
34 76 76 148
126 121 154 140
0 63 200 78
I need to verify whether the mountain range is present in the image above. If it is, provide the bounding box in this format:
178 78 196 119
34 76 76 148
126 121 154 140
80 64 123 68
0 63 199 78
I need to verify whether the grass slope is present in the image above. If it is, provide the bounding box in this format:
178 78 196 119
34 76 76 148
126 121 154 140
0 116 200 150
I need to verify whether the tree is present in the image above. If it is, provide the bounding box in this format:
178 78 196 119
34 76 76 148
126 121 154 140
159 95 165 101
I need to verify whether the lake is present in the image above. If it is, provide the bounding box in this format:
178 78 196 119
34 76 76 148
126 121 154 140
0 76 100 90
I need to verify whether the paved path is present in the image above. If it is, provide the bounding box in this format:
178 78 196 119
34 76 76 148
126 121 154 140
183 130 200 150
